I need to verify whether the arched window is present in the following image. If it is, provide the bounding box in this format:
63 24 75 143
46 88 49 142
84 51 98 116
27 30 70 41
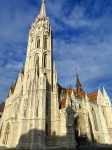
92 108 98 131
44 37 47 49
44 54 47 68
37 38 40 48
35 55 39 77
3 123 10 145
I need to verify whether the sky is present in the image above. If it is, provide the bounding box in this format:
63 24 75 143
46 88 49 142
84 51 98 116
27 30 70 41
0 0 112 102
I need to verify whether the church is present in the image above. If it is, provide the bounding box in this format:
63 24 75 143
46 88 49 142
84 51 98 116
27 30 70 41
0 0 112 149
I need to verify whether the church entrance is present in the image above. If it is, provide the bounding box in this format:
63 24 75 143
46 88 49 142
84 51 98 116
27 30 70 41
75 115 88 146
3 122 10 145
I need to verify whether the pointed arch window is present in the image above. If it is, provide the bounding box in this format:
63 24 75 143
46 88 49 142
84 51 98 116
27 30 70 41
44 37 47 49
44 54 47 68
36 37 40 48
92 108 98 131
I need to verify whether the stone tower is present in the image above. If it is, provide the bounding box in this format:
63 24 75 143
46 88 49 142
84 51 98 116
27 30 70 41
0 0 58 149
17 0 58 149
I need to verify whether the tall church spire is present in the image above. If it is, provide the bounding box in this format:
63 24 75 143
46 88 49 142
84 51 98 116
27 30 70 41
39 0 46 16
76 69 83 93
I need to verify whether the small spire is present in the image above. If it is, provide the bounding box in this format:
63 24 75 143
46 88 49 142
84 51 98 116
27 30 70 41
76 69 83 93
102 85 109 98
39 0 46 16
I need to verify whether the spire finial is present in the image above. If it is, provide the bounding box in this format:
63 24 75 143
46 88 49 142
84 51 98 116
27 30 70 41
76 68 77 73
39 0 46 16
42 0 45 3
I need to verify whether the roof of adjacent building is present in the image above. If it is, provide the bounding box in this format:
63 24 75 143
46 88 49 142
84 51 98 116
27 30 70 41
0 102 5 112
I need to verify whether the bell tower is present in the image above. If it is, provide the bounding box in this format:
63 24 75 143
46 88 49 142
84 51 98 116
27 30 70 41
18 0 54 149
25 0 53 81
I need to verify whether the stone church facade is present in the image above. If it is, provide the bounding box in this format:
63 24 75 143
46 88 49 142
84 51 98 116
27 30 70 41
0 0 112 149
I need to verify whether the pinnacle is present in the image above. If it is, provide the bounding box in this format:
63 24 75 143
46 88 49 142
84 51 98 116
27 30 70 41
42 0 45 3
39 0 46 16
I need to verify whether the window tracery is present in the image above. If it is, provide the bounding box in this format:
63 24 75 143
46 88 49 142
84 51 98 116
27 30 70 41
44 54 47 68
36 37 40 48
44 37 47 49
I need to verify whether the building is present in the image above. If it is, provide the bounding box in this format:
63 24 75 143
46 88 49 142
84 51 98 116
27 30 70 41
0 0 112 149
0 102 5 120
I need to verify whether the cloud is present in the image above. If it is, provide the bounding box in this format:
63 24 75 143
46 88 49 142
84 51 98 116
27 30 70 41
63 5 92 28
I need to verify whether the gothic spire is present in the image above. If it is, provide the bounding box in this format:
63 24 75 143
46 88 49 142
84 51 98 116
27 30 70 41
39 0 46 16
76 69 83 93
102 85 109 99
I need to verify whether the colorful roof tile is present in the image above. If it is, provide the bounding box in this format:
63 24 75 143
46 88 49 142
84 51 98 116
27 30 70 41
87 91 98 102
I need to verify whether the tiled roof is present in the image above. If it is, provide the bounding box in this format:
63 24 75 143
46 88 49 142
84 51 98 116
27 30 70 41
59 84 99 109
88 91 98 102
0 102 5 112
67 88 72 96
59 87 87 108
76 91 86 99
60 98 66 108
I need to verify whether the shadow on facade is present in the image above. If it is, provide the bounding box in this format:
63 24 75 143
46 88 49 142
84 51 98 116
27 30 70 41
15 128 74 150
2 101 112 150
3 119 112 150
